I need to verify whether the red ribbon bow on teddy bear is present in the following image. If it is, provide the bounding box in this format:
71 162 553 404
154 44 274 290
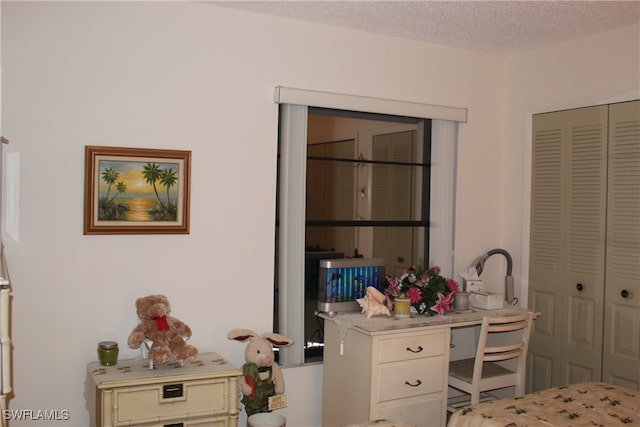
151 315 170 331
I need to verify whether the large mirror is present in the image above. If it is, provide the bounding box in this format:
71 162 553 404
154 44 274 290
303 109 430 361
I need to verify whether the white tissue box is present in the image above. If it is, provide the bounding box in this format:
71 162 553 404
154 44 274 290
464 279 484 293
470 292 504 310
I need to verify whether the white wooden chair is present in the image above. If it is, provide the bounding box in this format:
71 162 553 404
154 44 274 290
140 338 190 369
447 312 535 412
140 339 155 369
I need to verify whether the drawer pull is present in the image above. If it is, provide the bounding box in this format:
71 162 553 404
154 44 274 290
406 346 423 353
404 379 422 387
163 384 184 399
164 424 184 427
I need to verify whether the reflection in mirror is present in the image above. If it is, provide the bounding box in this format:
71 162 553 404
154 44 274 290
303 109 430 362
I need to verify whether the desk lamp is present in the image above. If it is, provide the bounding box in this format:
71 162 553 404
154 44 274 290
469 248 517 305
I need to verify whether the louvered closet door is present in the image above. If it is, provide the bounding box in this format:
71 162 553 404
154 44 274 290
603 100 640 389
372 131 416 276
529 105 608 391
305 140 356 254
325 140 356 255
306 144 328 249
529 110 565 391
561 106 608 385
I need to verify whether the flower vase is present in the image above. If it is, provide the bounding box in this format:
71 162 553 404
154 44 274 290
393 297 411 318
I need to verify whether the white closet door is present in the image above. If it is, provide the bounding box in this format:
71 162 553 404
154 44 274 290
372 131 416 276
306 144 327 249
603 100 640 389
305 140 356 254
529 110 565 391
529 105 608 390
325 140 356 255
561 105 608 385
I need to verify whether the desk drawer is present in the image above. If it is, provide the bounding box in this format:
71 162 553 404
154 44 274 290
375 394 443 427
111 378 231 426
376 330 446 364
375 359 445 402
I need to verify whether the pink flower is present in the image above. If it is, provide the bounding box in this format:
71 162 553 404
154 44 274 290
430 292 453 315
386 278 400 297
384 259 457 316
406 287 423 304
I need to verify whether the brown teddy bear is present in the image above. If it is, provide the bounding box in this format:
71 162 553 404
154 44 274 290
127 294 198 365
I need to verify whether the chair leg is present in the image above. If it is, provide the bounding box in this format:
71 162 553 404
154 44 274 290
515 381 524 397
515 371 525 397
471 390 480 405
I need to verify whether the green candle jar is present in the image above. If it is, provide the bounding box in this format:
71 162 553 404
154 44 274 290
97 341 119 366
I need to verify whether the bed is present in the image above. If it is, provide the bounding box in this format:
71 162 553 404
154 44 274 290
447 381 639 427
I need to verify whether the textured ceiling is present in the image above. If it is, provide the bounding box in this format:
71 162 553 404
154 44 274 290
213 0 640 55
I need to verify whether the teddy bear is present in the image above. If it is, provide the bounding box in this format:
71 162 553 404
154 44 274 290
127 294 198 366
227 329 294 417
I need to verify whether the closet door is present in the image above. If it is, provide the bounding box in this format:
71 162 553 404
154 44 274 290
306 144 328 249
603 100 640 389
562 106 608 384
528 105 608 391
305 140 356 254
528 110 565 391
372 131 416 276
325 140 356 254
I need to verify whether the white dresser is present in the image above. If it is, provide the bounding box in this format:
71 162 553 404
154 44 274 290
320 307 533 427
85 352 242 427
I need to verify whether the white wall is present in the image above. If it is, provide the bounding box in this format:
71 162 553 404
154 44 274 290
0 2 637 426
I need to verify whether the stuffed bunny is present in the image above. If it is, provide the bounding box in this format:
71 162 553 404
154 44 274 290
227 329 293 417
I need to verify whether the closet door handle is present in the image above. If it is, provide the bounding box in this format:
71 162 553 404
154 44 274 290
621 289 629 299
576 283 584 291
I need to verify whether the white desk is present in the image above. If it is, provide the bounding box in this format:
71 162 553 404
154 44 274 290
319 306 533 427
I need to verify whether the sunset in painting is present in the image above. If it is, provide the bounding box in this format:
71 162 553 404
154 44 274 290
97 159 180 222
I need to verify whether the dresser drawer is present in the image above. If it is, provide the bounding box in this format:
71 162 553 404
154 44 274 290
376 330 446 364
375 359 445 402
110 378 231 426
143 414 235 427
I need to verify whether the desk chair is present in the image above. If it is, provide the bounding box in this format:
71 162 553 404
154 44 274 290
447 312 535 411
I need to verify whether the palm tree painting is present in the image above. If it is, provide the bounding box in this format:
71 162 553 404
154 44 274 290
85 146 190 235
96 159 182 222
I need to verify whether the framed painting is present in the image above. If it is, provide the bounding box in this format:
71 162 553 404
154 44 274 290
84 146 191 234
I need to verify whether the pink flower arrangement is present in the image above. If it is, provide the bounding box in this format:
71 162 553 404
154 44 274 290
384 259 459 316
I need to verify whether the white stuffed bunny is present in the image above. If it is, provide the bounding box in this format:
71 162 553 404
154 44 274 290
227 329 294 417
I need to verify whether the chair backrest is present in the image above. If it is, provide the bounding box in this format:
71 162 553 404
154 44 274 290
472 312 534 383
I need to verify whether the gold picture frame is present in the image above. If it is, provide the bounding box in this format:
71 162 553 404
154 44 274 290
84 146 191 235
